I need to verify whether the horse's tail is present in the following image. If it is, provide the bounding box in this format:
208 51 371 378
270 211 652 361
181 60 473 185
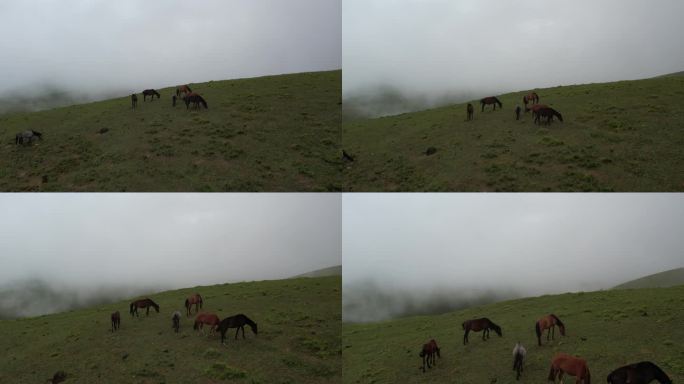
185 298 189 309
535 321 541 345
584 366 591 384
547 364 556 381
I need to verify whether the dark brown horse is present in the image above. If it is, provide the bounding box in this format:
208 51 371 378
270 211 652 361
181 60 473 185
111 311 121 332
185 293 204 316
172 311 181 333
194 312 221 336
183 92 208 109
142 89 160 101
523 92 539 107
216 314 258 345
47 371 67 383
607 362 672 384
512 343 526 380
462 317 502 344
131 94 138 109
466 103 474 121
419 339 441 372
129 298 159 317
548 353 591 384
535 107 563 125
536 314 565 345
480 96 502 112
176 85 192 98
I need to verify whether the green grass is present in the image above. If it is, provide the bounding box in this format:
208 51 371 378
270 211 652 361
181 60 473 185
0 70 341 191
614 267 684 289
0 276 341 383
342 285 684 384
343 76 684 191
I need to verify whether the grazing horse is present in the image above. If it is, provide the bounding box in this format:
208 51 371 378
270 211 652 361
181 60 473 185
515 105 521 120
131 94 138 109
129 298 159 317
183 93 208 109
607 361 672 384
419 339 441 373
111 311 121 332
480 96 502 112
216 314 258 345
142 89 160 101
172 311 181 333
462 317 502 344
466 103 474 121
548 353 591 384
15 130 42 145
513 343 526 380
185 293 204 316
523 92 539 107
536 107 563 125
536 314 566 345
176 85 192 98
47 370 67 384
194 313 221 336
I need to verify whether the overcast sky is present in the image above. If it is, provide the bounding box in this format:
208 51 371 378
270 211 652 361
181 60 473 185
0 194 341 289
343 0 684 107
344 194 684 295
0 0 340 97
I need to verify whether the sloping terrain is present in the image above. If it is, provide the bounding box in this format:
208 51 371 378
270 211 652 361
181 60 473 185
293 265 342 278
613 267 684 289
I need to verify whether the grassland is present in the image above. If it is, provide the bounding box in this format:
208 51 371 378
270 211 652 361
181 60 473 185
342 285 684 383
0 70 341 191
343 75 684 191
614 267 684 290
0 275 341 384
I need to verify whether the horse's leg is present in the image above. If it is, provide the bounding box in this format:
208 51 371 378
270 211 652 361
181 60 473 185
422 354 426 372
235 327 240 340
242 326 246 339
463 329 469 345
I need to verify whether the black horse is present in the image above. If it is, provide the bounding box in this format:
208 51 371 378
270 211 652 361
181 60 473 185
480 96 502 112
515 106 521 120
466 103 474 121
216 314 258 345
131 94 138 109
15 130 42 145
111 311 121 332
172 95 177 107
172 311 181 333
142 89 160 101
462 317 502 344
183 93 208 109
129 298 159 317
535 107 563 125
607 361 672 384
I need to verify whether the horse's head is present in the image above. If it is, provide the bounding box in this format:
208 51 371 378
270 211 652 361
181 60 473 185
250 322 258 335
154 304 160 313
493 324 502 337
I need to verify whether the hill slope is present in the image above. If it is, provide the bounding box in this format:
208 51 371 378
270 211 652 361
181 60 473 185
614 267 684 289
343 285 684 383
293 265 342 278
343 75 684 191
0 70 341 192
0 276 341 383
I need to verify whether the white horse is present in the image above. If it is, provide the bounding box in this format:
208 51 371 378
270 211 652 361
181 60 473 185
513 342 526 380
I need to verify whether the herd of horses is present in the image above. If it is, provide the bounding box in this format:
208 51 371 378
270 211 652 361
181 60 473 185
467 91 564 126
417 315 672 383
131 85 208 110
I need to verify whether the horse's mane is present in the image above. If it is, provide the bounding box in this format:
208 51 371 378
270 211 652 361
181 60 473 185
550 314 564 327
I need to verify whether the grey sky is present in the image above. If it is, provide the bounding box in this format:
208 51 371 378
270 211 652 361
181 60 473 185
0 0 340 96
343 193 684 295
0 193 341 289
343 0 684 108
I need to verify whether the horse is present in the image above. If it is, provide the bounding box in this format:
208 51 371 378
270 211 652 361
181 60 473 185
548 353 591 384
111 311 121 332
462 317 502 344
176 85 192 98
515 105 521 120
419 339 441 373
536 107 563 125
536 314 565 345
607 361 672 384
172 311 181 333
194 313 221 336
183 93 208 109
172 95 177 107
216 314 258 345
523 92 539 107
512 343 526 380
185 293 204 316
15 130 42 145
526 103 548 114
142 89 160 101
47 370 67 383
129 298 159 317
466 103 474 121
480 96 502 112
131 94 138 109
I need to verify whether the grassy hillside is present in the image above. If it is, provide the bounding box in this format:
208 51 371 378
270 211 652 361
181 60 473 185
293 265 342 278
0 276 341 383
343 285 684 383
614 267 684 289
343 75 684 191
0 70 341 192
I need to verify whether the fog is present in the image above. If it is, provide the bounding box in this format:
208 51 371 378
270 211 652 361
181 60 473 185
0 194 341 318
0 0 341 112
343 0 684 118
343 194 684 322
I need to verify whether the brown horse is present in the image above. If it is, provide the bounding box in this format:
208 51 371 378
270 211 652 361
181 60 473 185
480 96 502 112
462 317 502 344
183 92 208 109
419 339 441 372
111 311 121 332
607 361 672 384
176 84 192 98
466 103 474 121
548 353 591 384
185 293 204 316
523 92 539 107
536 314 565 345
216 314 258 345
194 313 221 336
536 107 563 125
129 298 159 317
142 89 160 101
131 94 138 109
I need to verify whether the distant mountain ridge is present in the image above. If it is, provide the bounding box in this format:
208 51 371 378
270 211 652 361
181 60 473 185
613 267 684 289
292 265 341 278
